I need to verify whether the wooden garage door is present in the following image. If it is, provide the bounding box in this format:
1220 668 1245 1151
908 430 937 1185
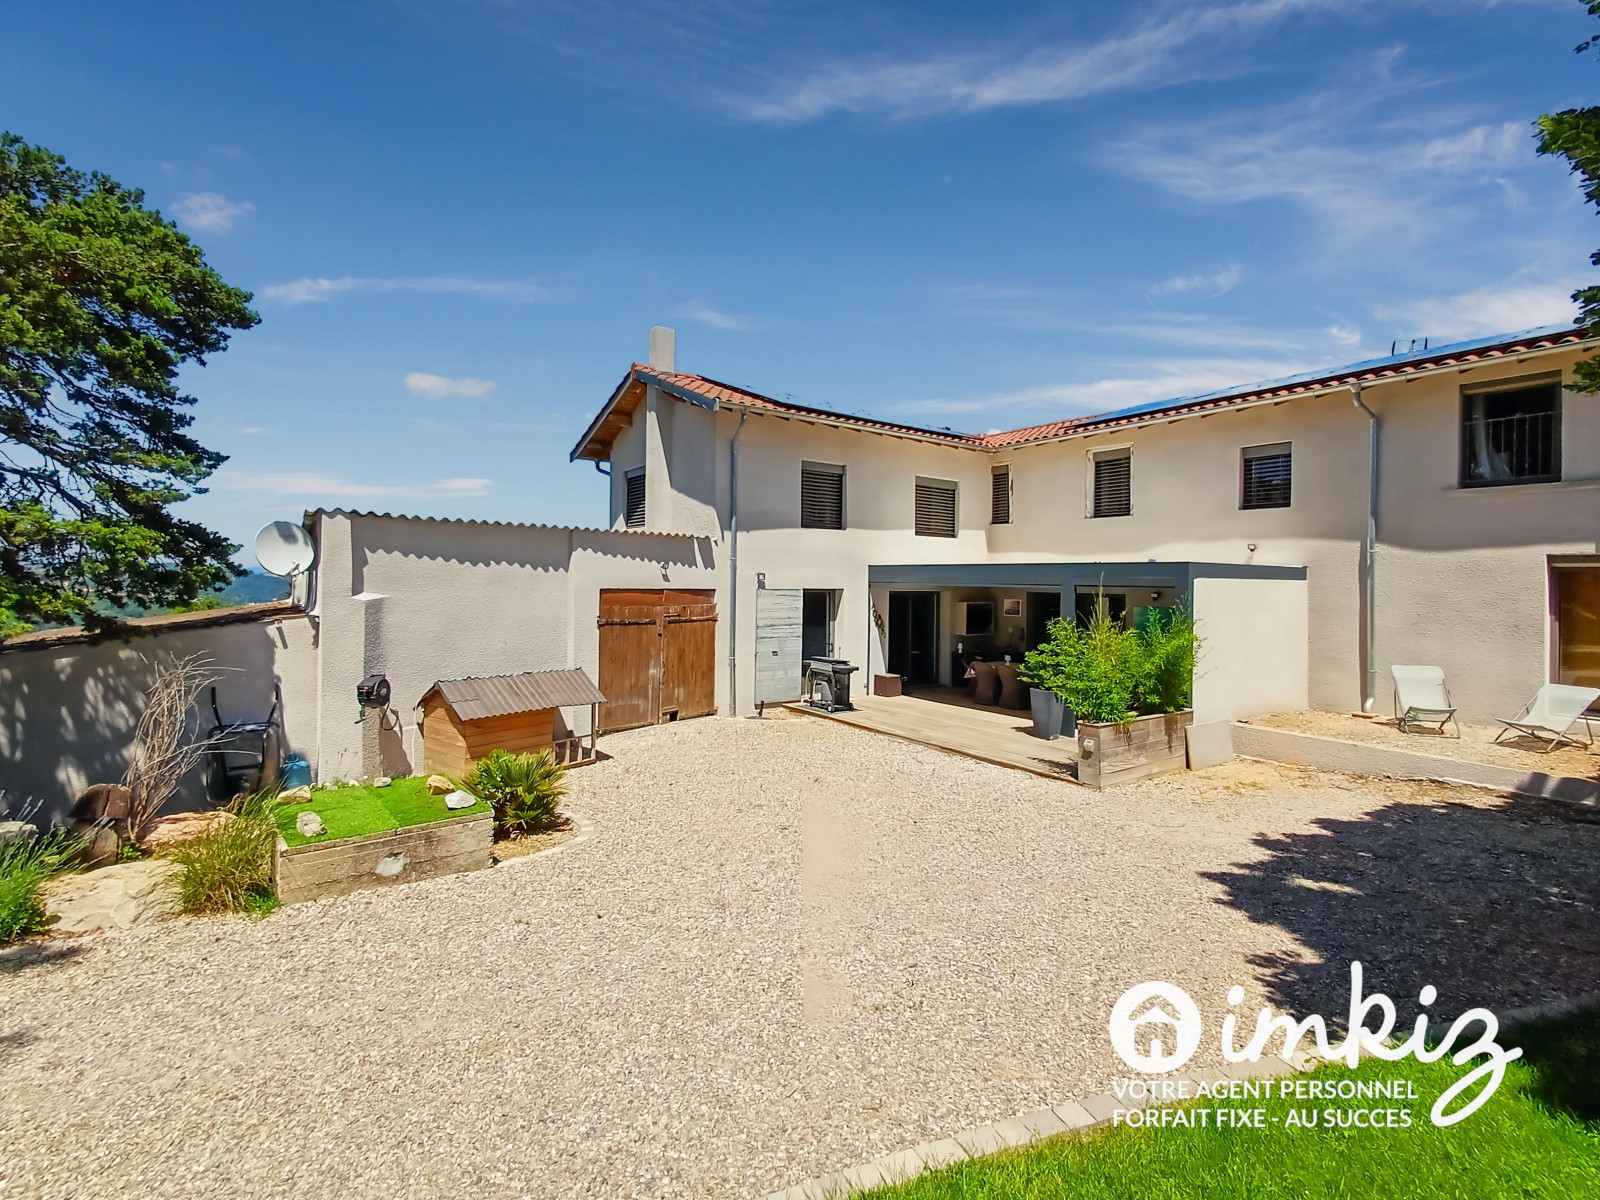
663 606 717 719
597 590 716 733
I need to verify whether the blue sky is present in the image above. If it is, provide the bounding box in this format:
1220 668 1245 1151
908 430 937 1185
5 1 1597 553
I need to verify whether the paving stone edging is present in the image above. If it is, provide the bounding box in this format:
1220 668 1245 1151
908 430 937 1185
762 990 1600 1200
1230 723 1600 808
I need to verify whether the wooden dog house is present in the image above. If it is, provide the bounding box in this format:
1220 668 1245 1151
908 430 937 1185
417 669 605 776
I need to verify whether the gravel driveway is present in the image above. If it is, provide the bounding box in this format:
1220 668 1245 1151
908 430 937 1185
3 715 1596 1198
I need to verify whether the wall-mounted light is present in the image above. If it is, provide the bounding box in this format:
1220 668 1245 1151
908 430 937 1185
1247 543 1257 553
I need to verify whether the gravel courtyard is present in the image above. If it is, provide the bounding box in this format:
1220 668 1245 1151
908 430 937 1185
3 714 1596 1199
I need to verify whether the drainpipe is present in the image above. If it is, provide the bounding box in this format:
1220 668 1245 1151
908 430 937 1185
727 409 748 716
1351 382 1379 713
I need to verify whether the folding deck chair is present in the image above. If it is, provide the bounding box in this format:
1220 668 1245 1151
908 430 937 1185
1494 684 1600 752
1391 665 1459 736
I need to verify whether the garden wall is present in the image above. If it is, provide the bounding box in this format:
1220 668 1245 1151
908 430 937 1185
1191 575 1309 724
0 606 318 824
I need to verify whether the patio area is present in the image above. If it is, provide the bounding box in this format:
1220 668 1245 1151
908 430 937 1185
784 689 1079 779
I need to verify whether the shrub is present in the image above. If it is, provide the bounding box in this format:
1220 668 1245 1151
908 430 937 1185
463 749 567 837
163 792 278 916
0 825 83 943
1020 597 1202 724
1131 602 1200 714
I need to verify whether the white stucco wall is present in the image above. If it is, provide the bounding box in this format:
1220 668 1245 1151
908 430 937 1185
1192 577 1310 723
0 611 318 823
309 511 718 781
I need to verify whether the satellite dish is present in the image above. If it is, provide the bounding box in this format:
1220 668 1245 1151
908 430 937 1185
254 521 316 577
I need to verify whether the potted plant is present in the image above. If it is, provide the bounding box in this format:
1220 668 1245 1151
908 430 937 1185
1025 600 1200 785
1020 627 1076 740
1074 603 1200 787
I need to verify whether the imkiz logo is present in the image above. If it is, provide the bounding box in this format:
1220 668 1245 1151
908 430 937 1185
1107 962 1521 1127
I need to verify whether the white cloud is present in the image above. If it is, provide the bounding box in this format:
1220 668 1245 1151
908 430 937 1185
238 426 268 436
1327 322 1363 346
896 356 1320 418
170 192 253 232
1105 103 1535 249
258 276 548 305
1374 279 1578 342
675 301 765 331
404 372 498 400
1148 263 1243 298
216 472 492 500
721 0 1362 122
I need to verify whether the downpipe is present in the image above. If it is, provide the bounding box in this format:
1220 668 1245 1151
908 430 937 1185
1352 382 1379 713
727 409 748 716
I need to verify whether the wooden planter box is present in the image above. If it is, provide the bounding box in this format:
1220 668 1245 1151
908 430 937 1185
273 811 493 905
1076 710 1194 788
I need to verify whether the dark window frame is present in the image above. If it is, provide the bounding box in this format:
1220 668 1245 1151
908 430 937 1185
1458 375 1563 488
1240 442 1292 510
800 461 846 530
623 467 646 528
1090 447 1132 519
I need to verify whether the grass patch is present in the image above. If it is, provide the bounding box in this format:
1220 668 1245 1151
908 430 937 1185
274 776 488 847
165 794 278 915
861 1008 1600 1200
0 827 83 943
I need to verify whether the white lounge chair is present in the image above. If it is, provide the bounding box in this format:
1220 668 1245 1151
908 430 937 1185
1391 665 1458 736
1494 684 1600 752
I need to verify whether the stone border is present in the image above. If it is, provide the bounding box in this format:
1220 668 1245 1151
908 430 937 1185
762 989 1600 1200
761 1054 1308 1200
1231 723 1599 808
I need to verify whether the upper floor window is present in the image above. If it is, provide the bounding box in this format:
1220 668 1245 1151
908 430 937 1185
800 461 845 529
1241 443 1292 509
915 476 958 537
991 465 1012 525
1091 447 1131 518
1461 377 1561 487
623 467 646 527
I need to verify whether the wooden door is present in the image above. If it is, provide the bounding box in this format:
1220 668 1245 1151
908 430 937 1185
597 589 718 732
662 605 717 719
597 607 661 733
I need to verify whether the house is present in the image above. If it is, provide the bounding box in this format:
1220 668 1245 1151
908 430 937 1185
571 325 1600 727
5 322 1595 816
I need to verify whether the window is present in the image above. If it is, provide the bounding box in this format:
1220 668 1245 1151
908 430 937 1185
623 467 645 527
914 476 958 537
800 461 845 529
991 465 1012 524
1461 377 1561 487
1091 448 1131 518
1241 442 1292 509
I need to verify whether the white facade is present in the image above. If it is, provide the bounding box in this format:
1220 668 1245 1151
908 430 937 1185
578 328 1600 726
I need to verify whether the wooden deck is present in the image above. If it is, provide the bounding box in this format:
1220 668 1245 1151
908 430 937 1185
784 690 1080 781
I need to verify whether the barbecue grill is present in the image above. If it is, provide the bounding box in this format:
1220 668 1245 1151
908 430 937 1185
802 657 858 712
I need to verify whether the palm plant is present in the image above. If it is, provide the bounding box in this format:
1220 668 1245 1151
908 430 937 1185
462 749 568 836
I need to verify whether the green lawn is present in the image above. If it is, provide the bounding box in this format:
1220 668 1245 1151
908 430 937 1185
274 776 489 846
860 1008 1600 1200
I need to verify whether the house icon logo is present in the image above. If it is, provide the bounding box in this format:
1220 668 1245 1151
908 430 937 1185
1109 981 1203 1073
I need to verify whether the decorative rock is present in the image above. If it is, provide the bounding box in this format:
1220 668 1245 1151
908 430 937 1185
0 820 38 846
373 777 392 788
426 775 453 795
70 824 122 870
296 811 327 837
279 785 313 802
140 811 234 852
69 783 131 825
40 859 181 936
444 790 477 810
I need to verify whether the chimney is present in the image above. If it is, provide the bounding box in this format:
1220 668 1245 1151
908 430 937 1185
648 326 676 372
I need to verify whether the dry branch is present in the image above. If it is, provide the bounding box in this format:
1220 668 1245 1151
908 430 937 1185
122 654 219 845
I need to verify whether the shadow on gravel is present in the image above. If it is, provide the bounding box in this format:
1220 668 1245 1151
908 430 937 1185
1203 791 1600 1022
0 940 85 975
